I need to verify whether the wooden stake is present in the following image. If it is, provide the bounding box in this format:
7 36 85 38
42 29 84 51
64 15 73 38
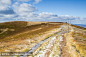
67 18 69 33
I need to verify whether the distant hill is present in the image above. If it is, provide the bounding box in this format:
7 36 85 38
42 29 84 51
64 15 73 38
74 24 86 28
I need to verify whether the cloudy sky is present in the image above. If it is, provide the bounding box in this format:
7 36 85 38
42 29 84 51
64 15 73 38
0 0 86 24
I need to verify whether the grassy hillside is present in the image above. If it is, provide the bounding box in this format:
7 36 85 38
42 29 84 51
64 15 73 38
0 21 63 53
0 21 27 38
64 24 86 57
1 21 86 57
0 21 49 39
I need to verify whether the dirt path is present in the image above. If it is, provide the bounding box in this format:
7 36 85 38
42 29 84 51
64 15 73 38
21 25 71 57
29 25 71 57
60 32 71 57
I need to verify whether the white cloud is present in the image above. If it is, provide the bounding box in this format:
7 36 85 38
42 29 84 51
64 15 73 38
0 14 19 22
36 12 58 19
33 0 42 4
83 17 86 19
13 2 19 5
0 0 12 5
3 14 18 18
19 3 38 13
13 3 38 14
0 4 9 11
58 15 79 20
79 17 86 20
15 12 78 21
0 0 12 11
0 0 85 24
0 0 15 14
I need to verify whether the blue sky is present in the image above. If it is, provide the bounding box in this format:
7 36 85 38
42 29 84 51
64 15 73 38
0 0 86 24
34 0 86 18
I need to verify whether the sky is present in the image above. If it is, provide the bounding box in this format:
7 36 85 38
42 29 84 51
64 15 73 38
0 0 86 24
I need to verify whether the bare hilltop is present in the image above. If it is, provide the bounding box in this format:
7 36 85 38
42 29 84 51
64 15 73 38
0 21 86 57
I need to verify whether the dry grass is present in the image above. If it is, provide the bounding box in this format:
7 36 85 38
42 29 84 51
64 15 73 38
0 21 63 54
65 25 86 57
27 21 48 26
71 32 86 57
